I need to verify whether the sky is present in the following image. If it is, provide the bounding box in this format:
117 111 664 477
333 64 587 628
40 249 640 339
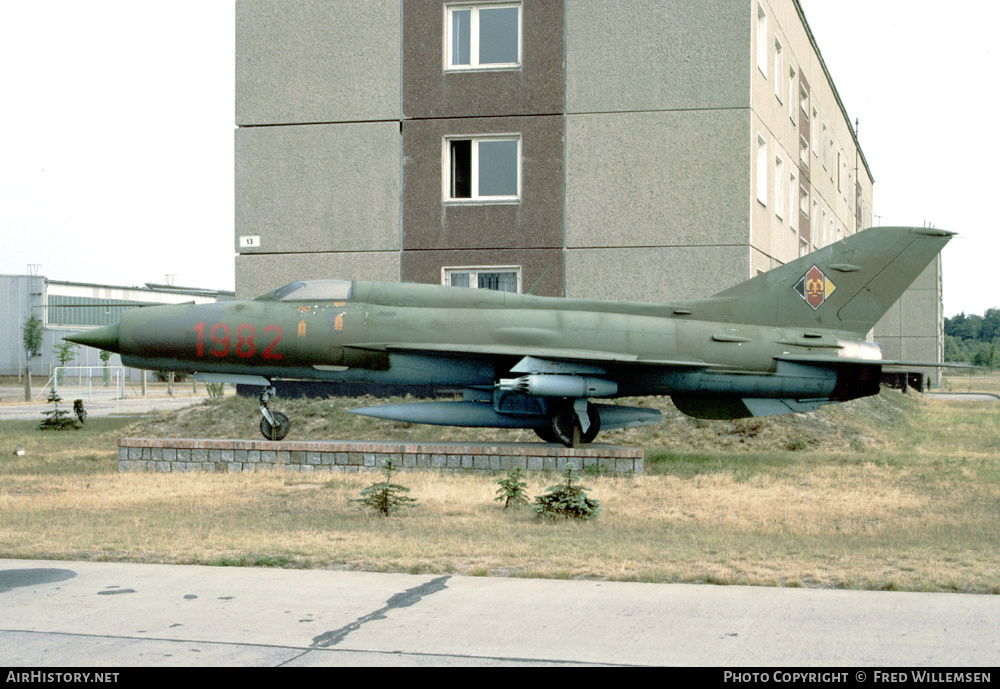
1 1 997 316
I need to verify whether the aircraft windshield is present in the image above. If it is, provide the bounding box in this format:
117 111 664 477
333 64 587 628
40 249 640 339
273 280 353 302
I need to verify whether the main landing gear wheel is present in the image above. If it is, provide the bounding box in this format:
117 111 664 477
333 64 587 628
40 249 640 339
260 411 290 441
258 386 290 441
544 401 601 448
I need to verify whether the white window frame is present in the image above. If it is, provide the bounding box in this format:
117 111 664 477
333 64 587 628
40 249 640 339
788 65 797 124
811 106 819 157
756 133 768 206
445 3 522 71
756 4 768 78
443 266 522 293
789 170 797 233
774 155 784 220
443 134 522 203
774 38 783 101
822 123 829 170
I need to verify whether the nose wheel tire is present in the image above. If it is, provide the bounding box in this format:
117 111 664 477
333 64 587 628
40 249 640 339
260 411 290 441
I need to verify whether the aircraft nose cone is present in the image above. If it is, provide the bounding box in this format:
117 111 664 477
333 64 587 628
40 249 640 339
64 323 120 354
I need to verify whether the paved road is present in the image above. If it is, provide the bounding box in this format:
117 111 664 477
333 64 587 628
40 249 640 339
923 392 1000 402
0 394 209 421
1 559 996 667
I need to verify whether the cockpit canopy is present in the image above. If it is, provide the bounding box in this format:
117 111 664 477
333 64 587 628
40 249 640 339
264 279 354 302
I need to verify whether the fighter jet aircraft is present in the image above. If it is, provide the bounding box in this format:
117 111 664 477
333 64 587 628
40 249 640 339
66 226 954 446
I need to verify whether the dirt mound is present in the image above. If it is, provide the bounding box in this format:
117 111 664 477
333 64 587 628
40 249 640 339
124 387 919 454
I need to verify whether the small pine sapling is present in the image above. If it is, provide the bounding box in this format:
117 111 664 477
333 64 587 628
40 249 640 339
494 466 529 509
38 390 81 431
351 460 419 516
532 464 601 521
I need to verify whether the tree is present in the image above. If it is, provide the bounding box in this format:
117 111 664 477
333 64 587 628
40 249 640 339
38 390 81 431
351 460 419 516
53 341 79 386
100 349 112 385
981 308 1000 343
22 313 43 358
494 466 529 509
532 465 601 521
21 312 43 401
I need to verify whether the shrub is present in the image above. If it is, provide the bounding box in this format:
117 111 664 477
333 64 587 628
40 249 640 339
532 465 601 521
494 466 529 509
38 390 80 431
351 460 419 516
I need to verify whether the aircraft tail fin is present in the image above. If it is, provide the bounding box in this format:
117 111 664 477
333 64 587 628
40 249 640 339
685 227 954 335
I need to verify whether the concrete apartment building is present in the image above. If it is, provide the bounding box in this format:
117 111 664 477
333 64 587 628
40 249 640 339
234 0 942 373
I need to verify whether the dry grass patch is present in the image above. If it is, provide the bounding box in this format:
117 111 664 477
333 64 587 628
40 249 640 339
1 388 998 593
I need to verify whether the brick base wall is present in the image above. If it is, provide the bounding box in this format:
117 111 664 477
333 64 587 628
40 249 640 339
117 438 644 475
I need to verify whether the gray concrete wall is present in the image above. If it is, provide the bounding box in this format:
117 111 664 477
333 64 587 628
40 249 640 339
401 248 564 298
235 251 400 301
235 122 400 256
565 245 748 302
236 0 401 125
403 0 564 119
401 116 564 253
565 0 749 113
566 110 751 250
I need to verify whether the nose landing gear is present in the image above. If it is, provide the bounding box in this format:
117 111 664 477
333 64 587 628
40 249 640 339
258 386 290 441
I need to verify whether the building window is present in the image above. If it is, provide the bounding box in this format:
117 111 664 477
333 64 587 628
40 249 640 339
756 4 767 77
445 135 521 202
799 185 809 217
756 134 768 206
822 123 829 170
789 170 797 232
788 66 797 124
774 155 784 219
446 3 521 70
774 39 783 101
444 266 521 293
799 136 809 167
811 106 819 155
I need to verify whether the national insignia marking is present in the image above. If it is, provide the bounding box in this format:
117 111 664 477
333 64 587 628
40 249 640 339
793 265 836 309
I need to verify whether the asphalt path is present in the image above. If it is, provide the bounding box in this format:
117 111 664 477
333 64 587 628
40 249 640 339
1 559 996 667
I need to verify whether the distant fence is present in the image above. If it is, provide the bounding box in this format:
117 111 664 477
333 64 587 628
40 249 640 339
37 366 133 402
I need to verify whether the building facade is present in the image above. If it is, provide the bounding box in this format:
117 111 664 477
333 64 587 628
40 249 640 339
234 0 940 371
0 274 233 378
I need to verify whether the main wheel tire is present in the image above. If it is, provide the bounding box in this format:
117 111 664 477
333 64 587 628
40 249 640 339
260 411 290 441
533 426 559 443
549 402 600 447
